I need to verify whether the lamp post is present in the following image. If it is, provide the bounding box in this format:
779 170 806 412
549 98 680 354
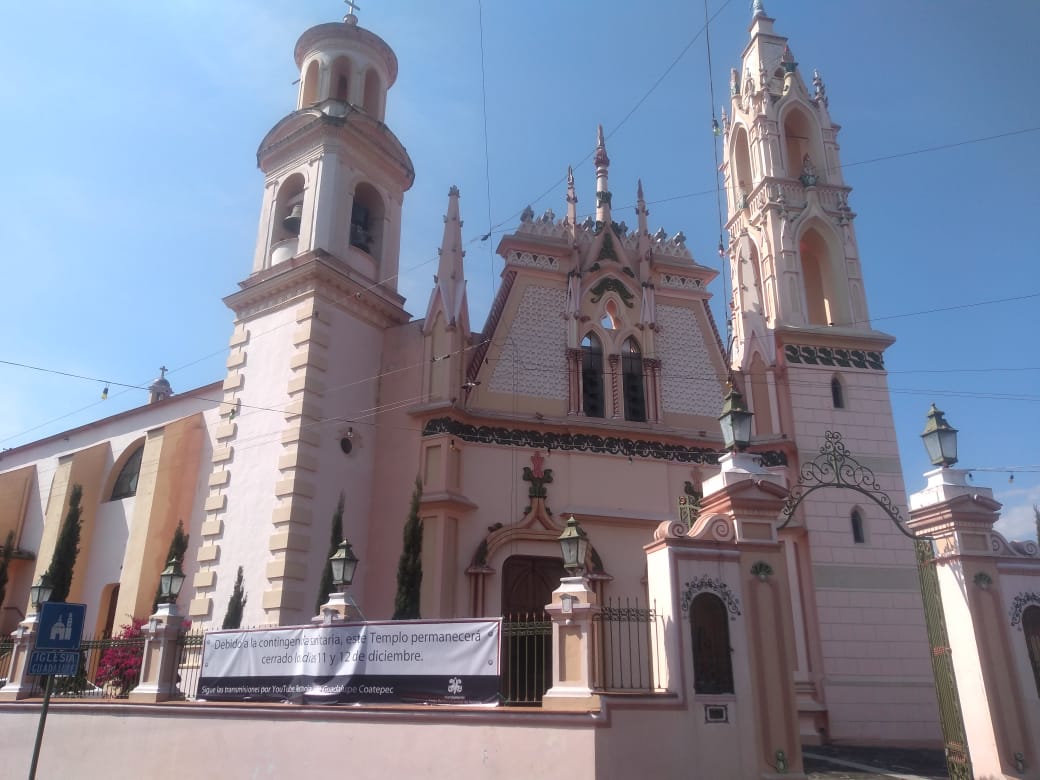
29 575 54 614
329 539 359 592
315 539 363 623
557 516 589 577
157 557 186 606
921 403 958 468
128 557 187 702
719 381 754 453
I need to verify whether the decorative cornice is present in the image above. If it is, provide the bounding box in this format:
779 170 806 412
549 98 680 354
783 344 884 371
226 251 409 329
420 416 787 467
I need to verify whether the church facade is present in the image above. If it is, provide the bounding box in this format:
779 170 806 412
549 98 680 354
0 6 946 747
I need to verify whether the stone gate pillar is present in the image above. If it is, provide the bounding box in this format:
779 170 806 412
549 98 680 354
908 466 1040 780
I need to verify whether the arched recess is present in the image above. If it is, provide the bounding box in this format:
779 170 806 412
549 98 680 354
350 181 385 262
105 438 146 502
330 55 353 102
270 172 306 265
730 125 754 209
748 352 774 435
798 221 849 326
690 592 735 694
362 68 382 119
581 332 605 418
96 582 120 636
782 103 824 182
1023 605 1040 697
300 59 321 107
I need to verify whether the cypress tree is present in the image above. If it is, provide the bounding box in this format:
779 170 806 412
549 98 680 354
315 493 345 614
392 478 423 620
152 519 190 612
222 566 247 629
0 529 14 611
45 483 84 602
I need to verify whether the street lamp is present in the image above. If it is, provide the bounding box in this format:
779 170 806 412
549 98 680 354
329 539 359 591
157 557 186 604
29 575 53 613
719 381 754 453
558 516 590 577
921 403 958 468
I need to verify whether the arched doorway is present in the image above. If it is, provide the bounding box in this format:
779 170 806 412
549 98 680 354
500 555 566 704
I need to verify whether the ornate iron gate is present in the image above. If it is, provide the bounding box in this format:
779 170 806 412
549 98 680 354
779 432 972 779
915 539 972 780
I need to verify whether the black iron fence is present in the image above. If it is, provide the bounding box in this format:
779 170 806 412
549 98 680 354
27 633 146 699
175 629 206 700
2 602 662 705
0 637 13 684
594 597 662 693
500 612 552 705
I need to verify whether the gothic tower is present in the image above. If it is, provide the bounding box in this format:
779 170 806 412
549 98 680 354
722 4 940 745
190 12 414 628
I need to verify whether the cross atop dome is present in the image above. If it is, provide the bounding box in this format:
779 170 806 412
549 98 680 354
344 0 361 25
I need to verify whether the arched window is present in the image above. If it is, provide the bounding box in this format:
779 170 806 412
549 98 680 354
1024 605 1040 697
831 375 845 409
110 444 144 501
691 593 734 694
300 59 320 107
351 182 385 261
850 509 865 544
621 337 646 422
783 107 820 182
330 56 353 103
799 226 844 326
731 125 754 210
362 69 382 118
581 333 604 418
600 299 619 330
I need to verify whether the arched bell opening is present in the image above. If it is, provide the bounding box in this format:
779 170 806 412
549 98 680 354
330 55 354 103
299 59 320 107
362 68 383 119
270 172 306 265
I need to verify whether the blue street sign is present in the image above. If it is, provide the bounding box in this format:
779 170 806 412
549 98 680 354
27 650 80 677
34 602 87 652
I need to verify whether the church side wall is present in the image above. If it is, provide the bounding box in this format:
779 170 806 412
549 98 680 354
785 361 940 745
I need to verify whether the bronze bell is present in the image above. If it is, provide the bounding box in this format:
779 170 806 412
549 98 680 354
282 203 303 235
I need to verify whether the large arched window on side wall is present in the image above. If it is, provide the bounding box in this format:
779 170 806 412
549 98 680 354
621 337 646 422
1024 605 1040 697
691 592 734 694
581 333 605 418
109 443 144 501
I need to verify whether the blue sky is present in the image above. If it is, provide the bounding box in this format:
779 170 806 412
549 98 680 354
1 1 1037 540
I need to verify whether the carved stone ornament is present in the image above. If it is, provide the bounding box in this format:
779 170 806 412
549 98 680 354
1009 591 1040 629
680 576 741 619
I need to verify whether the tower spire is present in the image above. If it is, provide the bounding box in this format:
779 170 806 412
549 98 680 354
566 165 578 227
635 179 648 236
431 185 468 328
594 124 612 225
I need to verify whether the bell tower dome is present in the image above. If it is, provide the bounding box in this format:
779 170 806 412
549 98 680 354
250 13 414 291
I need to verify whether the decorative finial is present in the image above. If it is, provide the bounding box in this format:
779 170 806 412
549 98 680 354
751 0 766 18
448 184 460 198
637 179 644 202
812 69 829 107
566 166 577 205
344 0 361 25
594 124 610 168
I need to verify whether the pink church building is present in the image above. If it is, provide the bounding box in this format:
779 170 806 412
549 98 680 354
3 5 1039 778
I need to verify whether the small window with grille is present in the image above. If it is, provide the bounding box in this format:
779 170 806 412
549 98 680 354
581 333 604 418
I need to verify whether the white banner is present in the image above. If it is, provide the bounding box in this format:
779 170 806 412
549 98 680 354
197 618 501 705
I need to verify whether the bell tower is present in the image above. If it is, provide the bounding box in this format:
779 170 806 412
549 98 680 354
720 3 940 747
190 11 414 628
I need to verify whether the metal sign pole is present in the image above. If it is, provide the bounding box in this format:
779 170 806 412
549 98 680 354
27 673 55 780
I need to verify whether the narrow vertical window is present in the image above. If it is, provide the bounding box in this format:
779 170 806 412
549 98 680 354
691 593 734 694
851 509 865 544
831 376 845 409
1024 605 1040 697
621 337 646 422
581 333 604 418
